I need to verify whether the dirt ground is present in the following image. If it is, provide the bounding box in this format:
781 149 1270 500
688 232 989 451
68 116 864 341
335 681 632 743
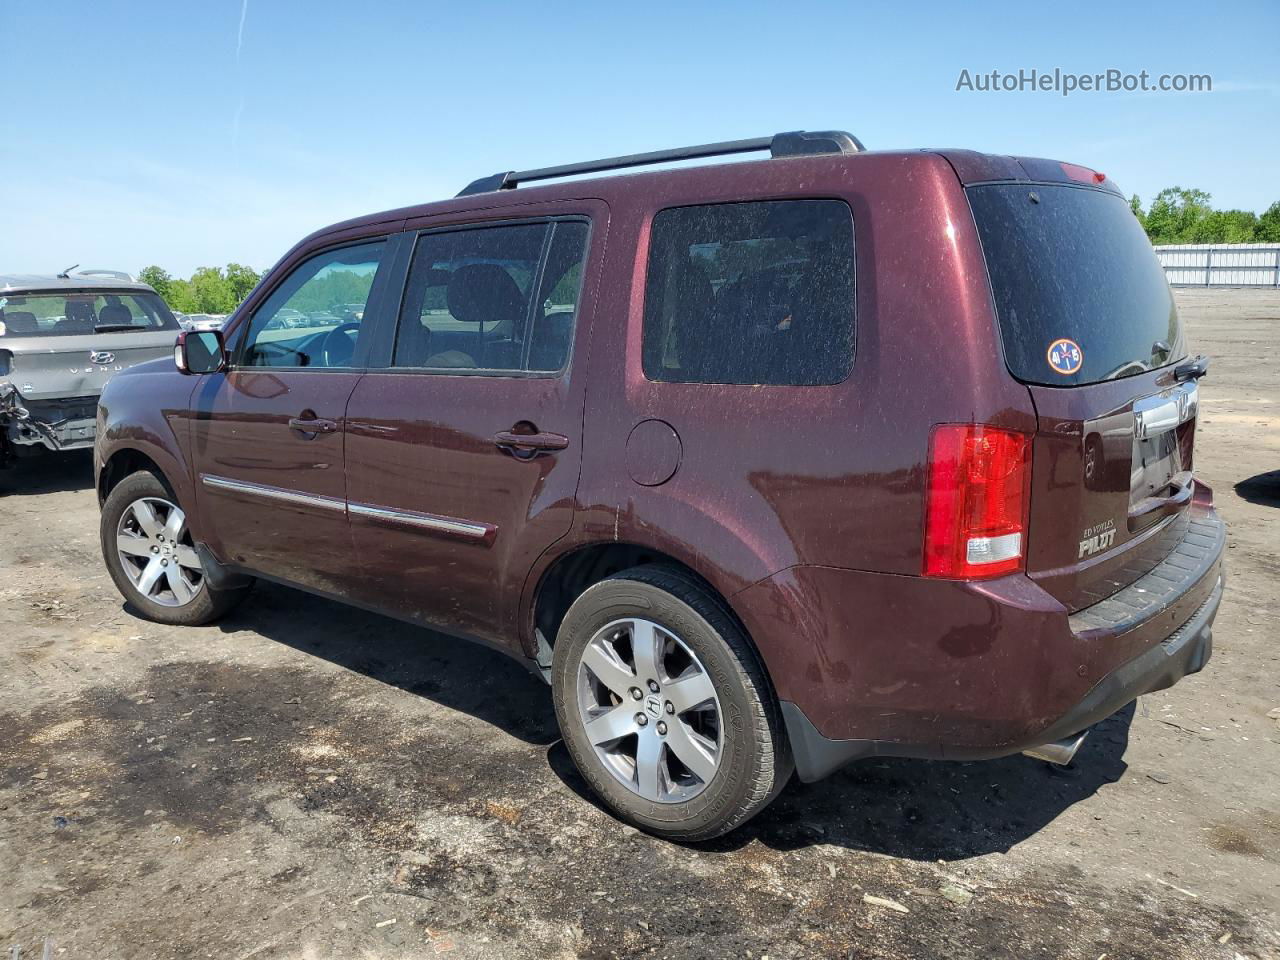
1 288 1277 960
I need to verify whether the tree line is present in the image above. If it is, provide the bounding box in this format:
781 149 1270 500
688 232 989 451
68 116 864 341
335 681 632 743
138 264 261 315
1130 189 1280 245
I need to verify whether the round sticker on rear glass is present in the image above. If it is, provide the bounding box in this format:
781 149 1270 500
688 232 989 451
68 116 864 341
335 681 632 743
1046 338 1083 375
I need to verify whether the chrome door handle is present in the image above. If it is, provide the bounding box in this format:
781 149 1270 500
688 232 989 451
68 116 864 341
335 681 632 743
288 416 338 436
492 430 569 454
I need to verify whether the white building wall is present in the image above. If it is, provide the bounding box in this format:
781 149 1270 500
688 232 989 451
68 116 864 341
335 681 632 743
1154 243 1280 286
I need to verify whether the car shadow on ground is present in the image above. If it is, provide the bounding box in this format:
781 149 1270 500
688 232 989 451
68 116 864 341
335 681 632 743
549 704 1135 861
215 581 560 747
213 580 1133 861
1235 470 1280 507
0 450 95 496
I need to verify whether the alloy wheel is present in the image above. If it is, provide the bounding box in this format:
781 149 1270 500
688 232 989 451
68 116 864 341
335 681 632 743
576 617 723 803
115 497 204 607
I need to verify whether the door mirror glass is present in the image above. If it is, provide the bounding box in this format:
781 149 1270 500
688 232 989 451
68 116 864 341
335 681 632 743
176 330 226 375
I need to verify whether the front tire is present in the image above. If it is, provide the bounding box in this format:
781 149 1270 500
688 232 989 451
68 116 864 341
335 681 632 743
100 470 251 626
552 566 792 841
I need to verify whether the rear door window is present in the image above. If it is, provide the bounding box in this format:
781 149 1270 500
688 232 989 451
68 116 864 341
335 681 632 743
968 184 1185 387
642 200 855 386
392 219 588 374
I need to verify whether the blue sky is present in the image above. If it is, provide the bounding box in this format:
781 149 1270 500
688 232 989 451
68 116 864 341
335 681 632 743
2 0 1276 276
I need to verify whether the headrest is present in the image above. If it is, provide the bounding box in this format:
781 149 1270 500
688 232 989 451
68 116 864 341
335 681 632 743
65 301 97 323
445 264 525 327
1 310 39 333
99 302 133 326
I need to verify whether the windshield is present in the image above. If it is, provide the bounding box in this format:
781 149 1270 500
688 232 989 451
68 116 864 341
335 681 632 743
0 291 180 338
968 183 1185 387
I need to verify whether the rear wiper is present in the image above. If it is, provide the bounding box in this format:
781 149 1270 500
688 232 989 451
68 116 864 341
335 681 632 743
1174 355 1209 382
93 324 143 333
1102 359 1150 381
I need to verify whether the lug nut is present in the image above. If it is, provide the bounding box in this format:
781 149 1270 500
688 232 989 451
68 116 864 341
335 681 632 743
665 701 674 714
151 546 160 554
161 560 168 567
635 713 648 727
656 721 667 736
647 680 660 693
630 687 643 700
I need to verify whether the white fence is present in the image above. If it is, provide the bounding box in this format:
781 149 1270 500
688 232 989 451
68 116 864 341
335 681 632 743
1154 243 1280 286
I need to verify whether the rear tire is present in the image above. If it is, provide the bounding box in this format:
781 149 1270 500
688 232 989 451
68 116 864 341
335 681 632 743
100 470 251 626
552 565 792 841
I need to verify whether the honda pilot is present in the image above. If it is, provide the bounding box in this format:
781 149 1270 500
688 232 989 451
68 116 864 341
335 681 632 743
95 131 1224 840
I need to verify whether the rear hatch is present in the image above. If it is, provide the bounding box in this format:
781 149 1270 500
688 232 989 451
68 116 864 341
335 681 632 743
0 288 180 400
968 180 1200 612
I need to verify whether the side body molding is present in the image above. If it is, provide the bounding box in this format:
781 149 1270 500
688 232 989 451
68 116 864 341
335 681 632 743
199 473 497 544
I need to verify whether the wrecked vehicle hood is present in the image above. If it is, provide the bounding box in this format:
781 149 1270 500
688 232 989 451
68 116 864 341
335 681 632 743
0 329 178 400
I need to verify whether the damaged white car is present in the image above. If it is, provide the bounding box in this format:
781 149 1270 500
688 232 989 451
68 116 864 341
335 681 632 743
0 274 181 468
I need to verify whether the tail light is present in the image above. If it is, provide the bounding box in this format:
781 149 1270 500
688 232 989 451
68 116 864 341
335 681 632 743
1061 162 1106 184
923 424 1031 579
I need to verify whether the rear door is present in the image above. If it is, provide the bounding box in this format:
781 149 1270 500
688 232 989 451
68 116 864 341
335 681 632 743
343 208 603 649
190 239 394 593
968 182 1200 611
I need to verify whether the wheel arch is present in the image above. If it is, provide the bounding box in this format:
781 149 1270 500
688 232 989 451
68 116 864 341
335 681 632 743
526 540 779 692
97 445 192 519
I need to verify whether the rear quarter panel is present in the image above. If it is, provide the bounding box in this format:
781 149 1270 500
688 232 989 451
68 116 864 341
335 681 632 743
569 153 1033 574
529 152 1037 669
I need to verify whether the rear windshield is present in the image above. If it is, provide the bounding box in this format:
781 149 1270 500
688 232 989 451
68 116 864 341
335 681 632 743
0 291 179 338
968 184 1185 387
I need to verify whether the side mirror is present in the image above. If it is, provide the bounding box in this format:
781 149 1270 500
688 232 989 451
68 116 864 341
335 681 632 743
175 330 227 375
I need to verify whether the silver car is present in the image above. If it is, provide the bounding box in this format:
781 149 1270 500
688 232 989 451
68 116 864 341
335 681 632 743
0 274 181 467
179 313 228 332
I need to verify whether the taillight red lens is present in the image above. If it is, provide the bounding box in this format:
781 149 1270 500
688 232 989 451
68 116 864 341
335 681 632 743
923 424 1031 579
1060 161 1106 184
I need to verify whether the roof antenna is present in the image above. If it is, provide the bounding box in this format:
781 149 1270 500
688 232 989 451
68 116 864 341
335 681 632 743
57 263 79 279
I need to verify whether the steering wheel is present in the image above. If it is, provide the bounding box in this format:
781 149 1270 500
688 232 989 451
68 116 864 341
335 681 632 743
318 322 361 367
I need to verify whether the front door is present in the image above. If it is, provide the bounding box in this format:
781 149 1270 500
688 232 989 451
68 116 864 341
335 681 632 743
343 214 600 649
191 239 393 595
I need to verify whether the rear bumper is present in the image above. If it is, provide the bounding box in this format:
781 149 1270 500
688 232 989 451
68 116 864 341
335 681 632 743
735 500 1225 783
781 574 1220 781
1 391 98 452
5 416 96 451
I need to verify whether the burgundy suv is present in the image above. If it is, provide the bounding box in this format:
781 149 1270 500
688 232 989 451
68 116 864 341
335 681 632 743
95 131 1224 840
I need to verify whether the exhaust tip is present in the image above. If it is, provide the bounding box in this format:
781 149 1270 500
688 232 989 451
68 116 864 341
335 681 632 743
1022 730 1089 766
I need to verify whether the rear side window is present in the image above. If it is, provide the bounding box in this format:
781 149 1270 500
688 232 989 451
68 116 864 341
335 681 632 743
968 184 1185 386
642 200 855 386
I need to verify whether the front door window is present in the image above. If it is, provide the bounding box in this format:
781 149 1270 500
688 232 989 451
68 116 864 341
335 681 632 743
240 242 386 368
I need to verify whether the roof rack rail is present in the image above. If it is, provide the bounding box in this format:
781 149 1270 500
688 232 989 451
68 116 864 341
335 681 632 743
456 130 864 197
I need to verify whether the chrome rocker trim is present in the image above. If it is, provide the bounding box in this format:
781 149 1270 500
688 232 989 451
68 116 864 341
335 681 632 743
200 474 346 512
199 474 495 544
